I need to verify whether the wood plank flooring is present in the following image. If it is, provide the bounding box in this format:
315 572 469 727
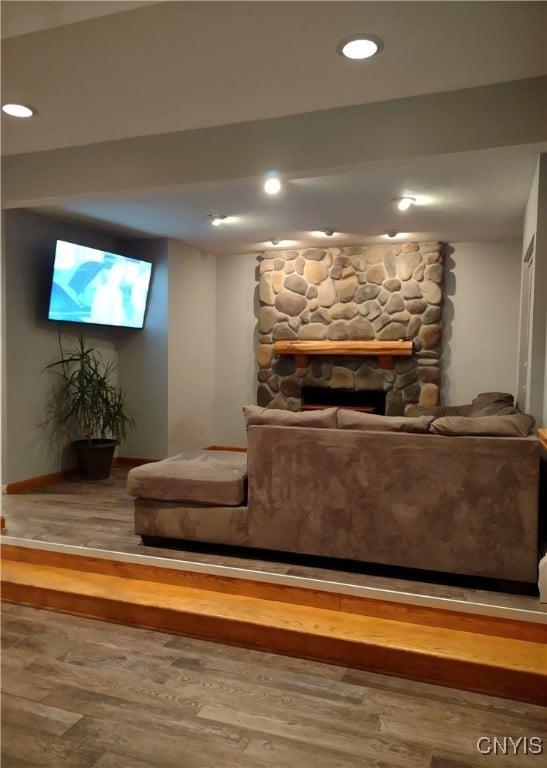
2 603 547 768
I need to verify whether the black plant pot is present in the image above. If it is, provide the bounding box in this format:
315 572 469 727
72 439 116 480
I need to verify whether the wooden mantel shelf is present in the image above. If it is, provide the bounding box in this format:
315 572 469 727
273 340 413 369
274 340 413 356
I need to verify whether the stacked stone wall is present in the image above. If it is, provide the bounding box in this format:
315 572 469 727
257 242 444 414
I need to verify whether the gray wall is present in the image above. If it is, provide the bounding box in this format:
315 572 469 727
117 237 169 461
213 252 259 446
2 210 120 484
1 210 172 483
520 154 547 425
167 241 216 454
443 240 522 406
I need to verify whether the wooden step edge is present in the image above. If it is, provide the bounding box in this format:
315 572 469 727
2 576 545 706
2 542 545 644
4 560 545 674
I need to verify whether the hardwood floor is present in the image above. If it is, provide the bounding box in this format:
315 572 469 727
1 468 545 617
2 603 546 768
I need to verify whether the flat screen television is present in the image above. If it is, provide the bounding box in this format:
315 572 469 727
48 240 153 329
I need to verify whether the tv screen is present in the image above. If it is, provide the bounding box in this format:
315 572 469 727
48 240 152 329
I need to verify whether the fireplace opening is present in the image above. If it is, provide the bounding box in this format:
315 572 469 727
301 386 386 414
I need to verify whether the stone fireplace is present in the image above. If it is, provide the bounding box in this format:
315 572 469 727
256 242 444 415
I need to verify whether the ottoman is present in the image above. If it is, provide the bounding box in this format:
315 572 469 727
127 450 250 546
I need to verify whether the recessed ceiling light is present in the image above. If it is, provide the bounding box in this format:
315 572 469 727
2 103 37 118
264 173 281 195
337 35 383 60
392 196 416 212
209 214 228 226
268 237 293 247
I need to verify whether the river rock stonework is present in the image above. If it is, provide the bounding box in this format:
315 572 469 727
257 243 444 414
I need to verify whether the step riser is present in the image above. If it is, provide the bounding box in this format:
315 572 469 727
2 544 545 642
3 580 546 706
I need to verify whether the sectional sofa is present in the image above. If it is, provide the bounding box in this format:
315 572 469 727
127 395 541 584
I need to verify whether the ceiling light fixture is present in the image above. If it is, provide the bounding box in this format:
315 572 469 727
209 214 228 226
384 230 399 239
337 34 383 60
2 102 37 118
392 196 416 212
311 228 336 237
264 173 281 195
269 238 280 246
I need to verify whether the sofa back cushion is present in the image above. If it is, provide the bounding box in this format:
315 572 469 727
405 404 473 418
243 405 338 429
337 410 434 433
430 413 536 437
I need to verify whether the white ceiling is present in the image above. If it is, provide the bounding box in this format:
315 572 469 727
0 1 161 40
2 1 547 255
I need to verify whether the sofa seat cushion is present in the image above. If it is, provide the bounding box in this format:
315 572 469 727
430 413 536 437
127 451 247 506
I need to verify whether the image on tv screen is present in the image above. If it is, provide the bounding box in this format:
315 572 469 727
48 240 153 328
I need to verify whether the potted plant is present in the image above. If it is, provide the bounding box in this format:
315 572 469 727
46 332 135 480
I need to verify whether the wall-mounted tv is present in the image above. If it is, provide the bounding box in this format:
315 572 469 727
48 240 153 329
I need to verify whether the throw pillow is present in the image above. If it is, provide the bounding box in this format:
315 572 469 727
471 404 520 417
337 410 434 433
242 405 338 429
430 413 536 437
470 392 515 416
